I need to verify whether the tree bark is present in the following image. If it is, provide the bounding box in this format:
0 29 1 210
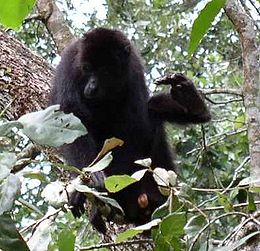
36 0 75 54
0 29 53 120
225 0 260 250
225 0 260 193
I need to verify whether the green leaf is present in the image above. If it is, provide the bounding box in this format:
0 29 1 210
104 175 138 193
217 193 233 212
188 0 226 56
0 0 36 30
23 171 47 183
83 152 113 173
116 219 161 243
160 212 186 239
214 231 260 251
0 174 21 215
18 105 87 147
0 214 29 251
247 192 256 212
57 229 76 251
154 234 174 251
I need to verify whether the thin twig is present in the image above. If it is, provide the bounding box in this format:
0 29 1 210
197 156 250 208
188 211 248 251
200 88 242 96
79 239 153 250
189 200 260 213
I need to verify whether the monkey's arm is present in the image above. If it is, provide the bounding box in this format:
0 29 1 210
148 73 211 124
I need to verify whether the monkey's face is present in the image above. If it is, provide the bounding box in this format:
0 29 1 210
80 52 130 105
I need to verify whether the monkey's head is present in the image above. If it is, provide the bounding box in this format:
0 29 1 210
78 28 135 105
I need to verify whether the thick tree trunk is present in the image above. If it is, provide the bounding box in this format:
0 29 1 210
225 0 260 250
0 29 53 120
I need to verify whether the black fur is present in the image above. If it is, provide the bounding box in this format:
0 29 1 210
49 28 210 233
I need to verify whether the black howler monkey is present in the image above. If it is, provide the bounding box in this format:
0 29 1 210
49 28 211 234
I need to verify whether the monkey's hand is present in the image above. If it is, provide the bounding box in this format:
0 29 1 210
69 171 106 218
165 73 206 116
150 73 211 124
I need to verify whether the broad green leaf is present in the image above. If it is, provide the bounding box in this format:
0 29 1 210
0 121 22 136
116 219 161 243
188 0 226 56
154 234 174 251
104 175 137 193
18 105 87 147
83 152 113 173
160 212 186 239
215 231 260 251
0 174 21 215
57 229 76 251
0 214 29 251
0 0 36 30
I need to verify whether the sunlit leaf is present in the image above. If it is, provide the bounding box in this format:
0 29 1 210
0 0 36 30
134 158 152 168
153 167 170 186
105 175 137 193
188 0 226 56
57 229 76 251
18 105 87 147
131 169 148 181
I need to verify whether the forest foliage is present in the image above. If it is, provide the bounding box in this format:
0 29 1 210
0 0 260 251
